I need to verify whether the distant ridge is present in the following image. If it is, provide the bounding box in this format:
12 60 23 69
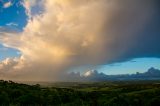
66 67 160 81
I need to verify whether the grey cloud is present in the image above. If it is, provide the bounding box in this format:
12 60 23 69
100 0 160 63
0 0 159 81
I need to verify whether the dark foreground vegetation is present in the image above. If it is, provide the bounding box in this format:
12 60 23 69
0 80 160 106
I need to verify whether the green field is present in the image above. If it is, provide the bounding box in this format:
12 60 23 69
0 80 160 106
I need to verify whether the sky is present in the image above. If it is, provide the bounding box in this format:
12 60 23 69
0 0 160 81
0 0 27 60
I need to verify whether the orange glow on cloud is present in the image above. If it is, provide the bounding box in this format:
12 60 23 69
0 0 155 81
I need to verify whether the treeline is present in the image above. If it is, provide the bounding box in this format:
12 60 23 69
0 80 96 106
0 80 160 106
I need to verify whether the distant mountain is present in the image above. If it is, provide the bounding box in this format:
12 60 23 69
66 67 160 81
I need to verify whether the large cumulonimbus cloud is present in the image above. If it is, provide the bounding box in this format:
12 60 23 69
0 0 160 81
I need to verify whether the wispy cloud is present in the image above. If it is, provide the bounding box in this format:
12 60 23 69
6 22 18 27
3 1 12 8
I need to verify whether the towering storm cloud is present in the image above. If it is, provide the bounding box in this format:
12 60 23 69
0 0 160 81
